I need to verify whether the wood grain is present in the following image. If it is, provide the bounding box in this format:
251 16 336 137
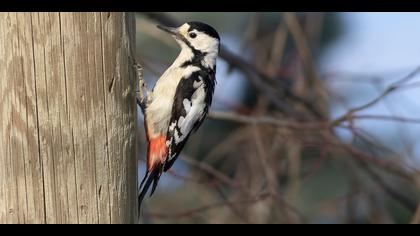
0 12 138 224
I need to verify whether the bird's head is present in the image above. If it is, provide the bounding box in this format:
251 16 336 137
157 21 220 56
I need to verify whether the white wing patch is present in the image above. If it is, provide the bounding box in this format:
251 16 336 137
167 121 176 146
193 80 203 89
178 117 185 127
179 84 206 142
169 121 177 131
171 80 206 146
183 98 192 113
174 129 182 144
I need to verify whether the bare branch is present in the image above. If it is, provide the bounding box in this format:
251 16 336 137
284 12 318 88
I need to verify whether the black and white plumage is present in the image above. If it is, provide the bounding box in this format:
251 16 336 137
165 69 216 171
138 21 220 213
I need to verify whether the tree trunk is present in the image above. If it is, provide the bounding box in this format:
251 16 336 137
0 12 138 224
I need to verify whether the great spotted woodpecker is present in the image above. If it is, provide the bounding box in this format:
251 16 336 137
138 22 220 212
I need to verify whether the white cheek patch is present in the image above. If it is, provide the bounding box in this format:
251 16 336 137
190 34 218 51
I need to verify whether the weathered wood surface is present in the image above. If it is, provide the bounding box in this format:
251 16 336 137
0 12 138 224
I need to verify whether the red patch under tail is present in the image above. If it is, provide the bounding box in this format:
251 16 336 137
138 135 168 215
147 135 168 172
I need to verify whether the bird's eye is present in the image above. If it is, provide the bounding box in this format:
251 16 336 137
189 32 197 38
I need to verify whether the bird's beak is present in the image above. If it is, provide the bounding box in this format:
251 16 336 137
157 25 179 37
157 24 188 44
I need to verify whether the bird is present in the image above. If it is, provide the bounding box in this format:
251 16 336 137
137 21 220 213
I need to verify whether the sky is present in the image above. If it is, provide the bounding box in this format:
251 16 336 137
321 13 420 163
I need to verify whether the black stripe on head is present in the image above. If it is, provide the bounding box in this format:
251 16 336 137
187 21 220 41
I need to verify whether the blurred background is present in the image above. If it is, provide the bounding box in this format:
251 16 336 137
134 12 420 224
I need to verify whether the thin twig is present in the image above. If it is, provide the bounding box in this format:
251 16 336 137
332 66 420 126
284 12 318 88
353 115 420 124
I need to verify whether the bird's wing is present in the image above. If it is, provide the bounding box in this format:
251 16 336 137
164 70 215 171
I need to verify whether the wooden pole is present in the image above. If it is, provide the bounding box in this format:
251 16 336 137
0 12 138 224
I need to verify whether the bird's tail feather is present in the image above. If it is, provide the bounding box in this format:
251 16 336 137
138 135 167 218
138 165 163 216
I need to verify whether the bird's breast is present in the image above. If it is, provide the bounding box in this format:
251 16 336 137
145 65 200 137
